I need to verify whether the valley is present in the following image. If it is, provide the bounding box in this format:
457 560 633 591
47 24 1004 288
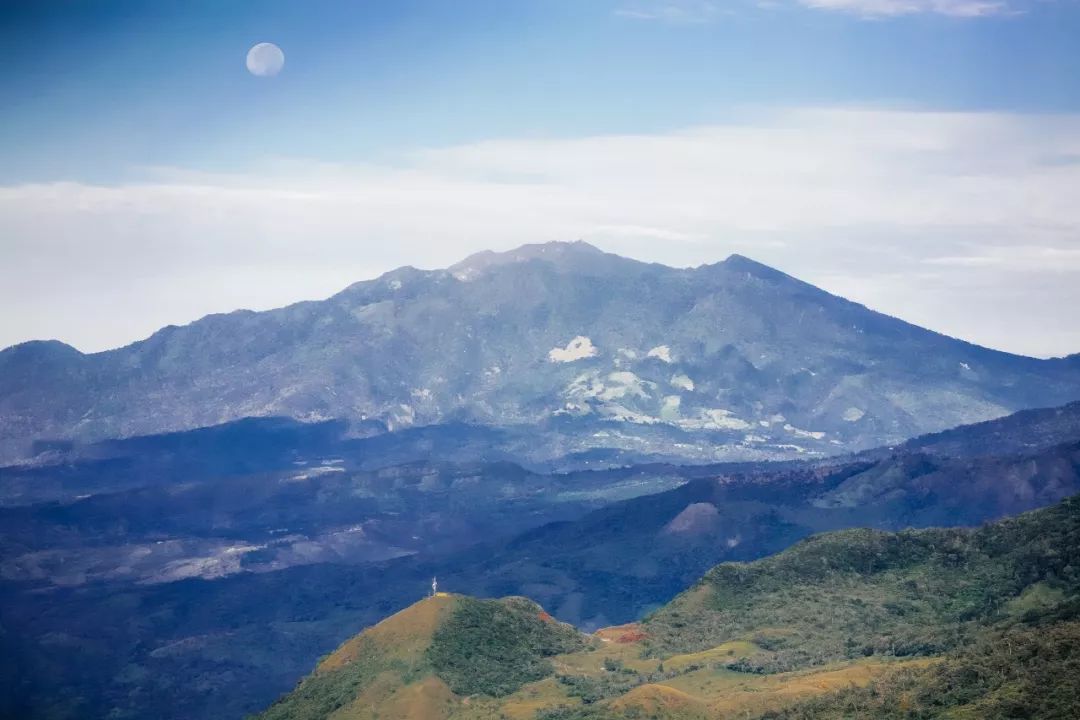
2 402 1078 718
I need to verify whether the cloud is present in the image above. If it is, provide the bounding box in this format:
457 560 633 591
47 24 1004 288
614 1 725 23
2 107 1079 357
794 0 1014 17
616 0 1021 19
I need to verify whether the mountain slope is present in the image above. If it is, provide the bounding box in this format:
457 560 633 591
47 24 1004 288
881 399 1080 459
256 495 1080 720
423 433 1080 630
643 493 1080 661
763 622 1080 720
3 241 1079 463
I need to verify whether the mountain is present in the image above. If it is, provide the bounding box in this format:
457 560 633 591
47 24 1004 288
414 432 1080 631
0 449 686 590
878 399 1080 459
6 402 1077 591
4 241 1080 464
256 495 1080 719
4 402 1079 720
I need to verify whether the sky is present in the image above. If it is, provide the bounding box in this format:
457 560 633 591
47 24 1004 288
1 0 1079 357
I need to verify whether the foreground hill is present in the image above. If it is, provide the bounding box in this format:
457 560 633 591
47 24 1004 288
4 241 1080 463
257 495 1080 719
257 593 588 720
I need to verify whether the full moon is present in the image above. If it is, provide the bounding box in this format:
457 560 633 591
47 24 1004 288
246 42 285 77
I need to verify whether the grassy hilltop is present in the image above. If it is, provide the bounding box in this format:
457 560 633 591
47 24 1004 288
255 495 1080 719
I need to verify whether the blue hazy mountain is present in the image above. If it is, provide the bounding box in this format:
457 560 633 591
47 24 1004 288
3 241 1080 464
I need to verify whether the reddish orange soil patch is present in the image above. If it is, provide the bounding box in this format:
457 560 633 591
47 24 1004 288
594 622 649 643
616 628 648 643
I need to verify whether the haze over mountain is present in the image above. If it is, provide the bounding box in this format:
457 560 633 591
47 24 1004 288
3 242 1079 465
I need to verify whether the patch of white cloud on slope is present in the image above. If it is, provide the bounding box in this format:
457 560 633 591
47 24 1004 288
565 370 655 402
647 345 673 363
549 336 599 363
843 407 865 422
671 373 694 391
678 408 752 431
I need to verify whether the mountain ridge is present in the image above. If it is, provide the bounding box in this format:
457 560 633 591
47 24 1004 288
0 242 1064 360
3 241 1080 464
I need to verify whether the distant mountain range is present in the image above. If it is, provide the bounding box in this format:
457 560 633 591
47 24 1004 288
403 401 1080 630
256 495 1080 720
3 241 1080 464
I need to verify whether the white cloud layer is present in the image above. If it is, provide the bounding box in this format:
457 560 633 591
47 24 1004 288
615 1 725 23
618 0 1019 19
797 0 1013 17
2 107 1079 357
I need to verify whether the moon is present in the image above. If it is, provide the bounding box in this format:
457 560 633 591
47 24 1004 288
246 42 284 77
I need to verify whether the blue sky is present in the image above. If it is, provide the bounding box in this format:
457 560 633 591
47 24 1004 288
4 0 1079 180
2 0 1080 356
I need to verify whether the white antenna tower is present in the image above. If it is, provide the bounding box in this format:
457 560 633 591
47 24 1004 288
431 576 438 596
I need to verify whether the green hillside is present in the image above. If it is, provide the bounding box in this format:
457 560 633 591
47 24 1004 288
645 492 1080 667
759 620 1080 719
255 495 1080 719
